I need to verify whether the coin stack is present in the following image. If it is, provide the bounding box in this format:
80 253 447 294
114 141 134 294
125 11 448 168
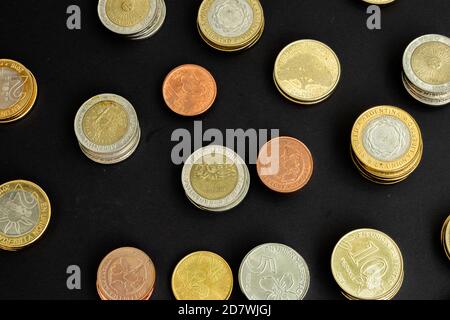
197 0 264 52
442 215 450 261
97 247 156 300
402 34 450 106
350 105 423 184
0 180 51 251
74 94 141 165
0 59 38 123
98 0 166 40
239 243 310 300
172 251 233 300
182 145 250 212
331 229 404 300
274 40 341 105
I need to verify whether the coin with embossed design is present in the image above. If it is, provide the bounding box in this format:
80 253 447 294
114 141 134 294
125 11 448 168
331 228 404 300
0 180 51 251
239 243 310 300
257 137 313 193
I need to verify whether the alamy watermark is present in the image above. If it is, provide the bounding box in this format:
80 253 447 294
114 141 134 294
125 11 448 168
367 5 381 30
66 5 81 30
66 265 81 290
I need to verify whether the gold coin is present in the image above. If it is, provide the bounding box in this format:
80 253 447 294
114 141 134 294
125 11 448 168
411 41 450 86
331 229 404 300
274 40 341 104
0 180 51 251
172 251 233 300
105 0 151 27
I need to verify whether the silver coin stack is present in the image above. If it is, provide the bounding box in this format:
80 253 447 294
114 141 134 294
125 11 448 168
98 0 166 40
402 34 450 106
239 243 310 300
74 94 141 164
182 145 250 212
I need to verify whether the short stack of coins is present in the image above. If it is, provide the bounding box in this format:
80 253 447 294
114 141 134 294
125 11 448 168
97 247 156 300
402 34 450 106
273 40 341 105
442 215 450 260
98 0 166 40
350 105 423 184
182 145 250 212
331 229 404 300
197 0 264 52
74 93 141 165
0 180 51 251
0 59 38 123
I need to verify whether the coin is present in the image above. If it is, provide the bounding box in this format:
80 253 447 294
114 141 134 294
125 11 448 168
0 180 51 251
362 0 395 4
163 64 217 117
239 243 310 300
97 247 156 300
442 215 450 260
274 40 341 104
331 229 404 300
172 251 233 300
256 137 313 193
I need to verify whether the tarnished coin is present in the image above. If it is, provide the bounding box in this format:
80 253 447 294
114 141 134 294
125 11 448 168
0 180 51 251
331 229 404 300
274 40 341 104
257 137 313 193
97 247 156 300
239 243 310 300
163 64 217 117
172 251 233 300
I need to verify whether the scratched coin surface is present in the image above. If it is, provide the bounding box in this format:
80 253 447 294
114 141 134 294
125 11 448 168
163 64 217 116
97 247 156 300
256 137 313 193
331 229 404 300
239 243 310 300
274 40 341 104
0 180 51 251
172 251 233 300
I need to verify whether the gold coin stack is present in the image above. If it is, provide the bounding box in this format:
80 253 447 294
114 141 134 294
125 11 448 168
350 105 423 184
442 215 450 260
197 0 264 52
0 59 38 123
331 229 404 300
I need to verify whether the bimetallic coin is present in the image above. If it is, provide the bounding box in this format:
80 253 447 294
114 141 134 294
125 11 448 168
0 180 51 251
331 229 404 300
163 64 217 117
172 251 233 300
274 40 341 104
97 247 156 300
239 243 310 300
257 137 313 193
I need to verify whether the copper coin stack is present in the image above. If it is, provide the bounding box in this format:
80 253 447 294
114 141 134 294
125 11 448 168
97 247 156 300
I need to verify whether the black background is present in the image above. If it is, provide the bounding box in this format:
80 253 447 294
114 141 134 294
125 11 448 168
0 0 449 300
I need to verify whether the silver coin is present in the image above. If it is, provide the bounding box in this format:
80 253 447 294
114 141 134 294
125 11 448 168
207 0 254 38
0 67 23 110
402 72 450 106
403 34 450 95
239 243 310 300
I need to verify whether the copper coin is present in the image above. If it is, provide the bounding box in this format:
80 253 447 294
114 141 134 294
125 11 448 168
162 64 217 116
97 247 156 300
256 136 314 193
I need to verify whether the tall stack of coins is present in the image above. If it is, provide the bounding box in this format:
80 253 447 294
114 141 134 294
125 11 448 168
239 243 310 300
172 251 233 300
0 59 38 123
256 137 314 193
350 105 423 184
163 64 217 116
274 40 341 105
182 145 250 212
442 215 450 260
0 180 51 251
402 34 450 106
331 229 404 300
98 0 166 40
197 0 264 52
97 247 156 300
74 94 141 164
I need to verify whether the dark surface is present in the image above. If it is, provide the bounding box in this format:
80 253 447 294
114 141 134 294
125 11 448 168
0 0 449 300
